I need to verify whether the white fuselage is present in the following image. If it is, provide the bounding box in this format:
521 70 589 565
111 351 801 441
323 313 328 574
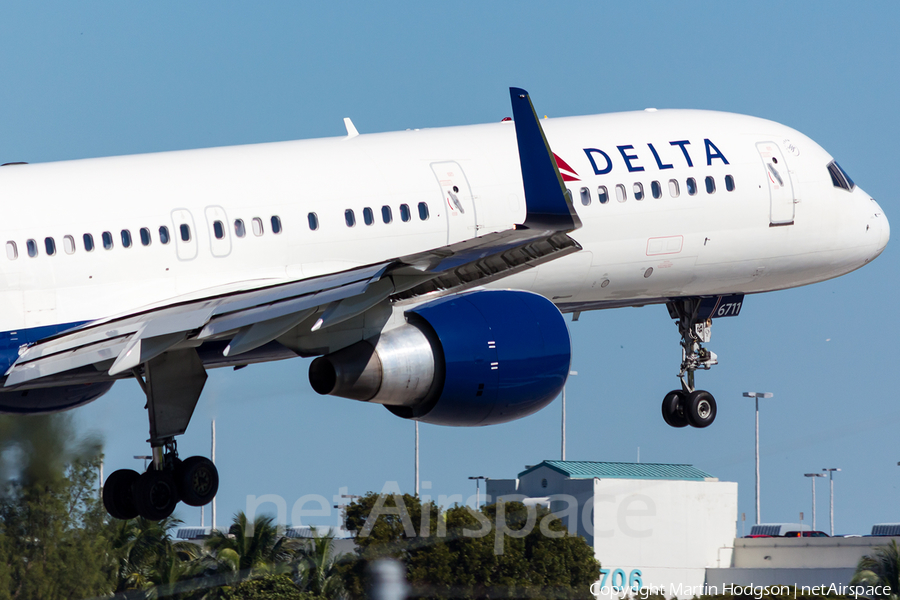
0 109 888 343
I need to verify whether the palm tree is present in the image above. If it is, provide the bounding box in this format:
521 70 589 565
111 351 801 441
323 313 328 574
294 527 345 599
851 539 900 599
111 516 202 597
205 512 295 583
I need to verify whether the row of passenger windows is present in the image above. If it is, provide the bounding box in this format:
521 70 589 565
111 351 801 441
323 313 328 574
305 202 431 231
6 215 283 260
574 174 736 206
7 200 436 259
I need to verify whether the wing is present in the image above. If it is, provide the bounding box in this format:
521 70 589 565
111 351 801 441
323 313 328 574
4 87 582 389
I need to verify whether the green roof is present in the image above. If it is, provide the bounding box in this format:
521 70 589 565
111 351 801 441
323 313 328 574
518 460 715 481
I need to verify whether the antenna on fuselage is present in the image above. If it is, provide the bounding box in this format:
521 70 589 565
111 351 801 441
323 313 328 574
343 117 359 138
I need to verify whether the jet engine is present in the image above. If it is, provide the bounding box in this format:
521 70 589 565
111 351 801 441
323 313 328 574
309 289 571 426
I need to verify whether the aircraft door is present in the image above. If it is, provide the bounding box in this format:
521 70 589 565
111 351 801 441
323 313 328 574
430 161 480 245
756 142 795 226
170 208 198 261
204 206 232 257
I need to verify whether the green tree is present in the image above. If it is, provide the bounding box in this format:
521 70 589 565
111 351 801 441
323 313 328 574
0 414 116 600
852 539 900 599
293 527 344 599
206 512 295 584
340 492 599 600
221 573 319 600
111 516 202 596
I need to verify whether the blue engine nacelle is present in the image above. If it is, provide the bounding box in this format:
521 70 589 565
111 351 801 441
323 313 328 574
308 289 571 426
0 382 115 415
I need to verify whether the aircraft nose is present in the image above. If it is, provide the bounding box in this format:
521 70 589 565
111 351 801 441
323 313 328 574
867 196 889 259
861 197 891 262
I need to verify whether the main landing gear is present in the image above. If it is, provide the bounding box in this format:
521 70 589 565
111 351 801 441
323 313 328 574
102 349 218 520
661 298 719 429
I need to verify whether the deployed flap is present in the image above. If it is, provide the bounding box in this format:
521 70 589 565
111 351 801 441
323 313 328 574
5 263 390 387
224 309 316 358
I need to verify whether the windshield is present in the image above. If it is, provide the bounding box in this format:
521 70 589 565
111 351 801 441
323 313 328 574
827 160 856 191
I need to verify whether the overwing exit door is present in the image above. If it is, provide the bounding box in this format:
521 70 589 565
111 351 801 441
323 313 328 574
431 161 480 245
756 142 795 226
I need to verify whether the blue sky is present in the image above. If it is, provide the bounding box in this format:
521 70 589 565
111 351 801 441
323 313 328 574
1 2 898 536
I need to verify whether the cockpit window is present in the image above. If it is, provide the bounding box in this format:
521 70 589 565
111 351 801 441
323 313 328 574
827 161 855 191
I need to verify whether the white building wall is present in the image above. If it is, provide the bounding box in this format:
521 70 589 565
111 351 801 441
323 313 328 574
590 477 737 593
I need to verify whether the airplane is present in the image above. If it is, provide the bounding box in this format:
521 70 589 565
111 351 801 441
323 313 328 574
0 89 887 521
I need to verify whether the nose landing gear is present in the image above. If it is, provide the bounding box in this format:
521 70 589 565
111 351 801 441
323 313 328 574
660 297 732 429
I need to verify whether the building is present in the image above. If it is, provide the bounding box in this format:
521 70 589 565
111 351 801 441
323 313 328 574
487 460 737 593
708 534 899 589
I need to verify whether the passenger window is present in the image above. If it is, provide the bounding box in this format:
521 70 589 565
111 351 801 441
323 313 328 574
363 207 374 226
213 220 225 240
63 235 75 255
271 215 282 234
180 224 191 242
725 174 735 192
651 181 662 199
44 237 55 256
633 183 644 201
400 204 411 222
6 241 16 260
159 226 170 245
102 231 113 250
83 233 94 252
705 176 716 194
580 187 591 206
418 202 429 220
234 219 246 238
121 230 132 248
140 228 151 246
344 210 356 228
381 206 393 224
308 212 319 231
669 179 680 198
686 177 697 196
615 184 627 202
252 218 263 236
26 239 37 257
597 186 609 204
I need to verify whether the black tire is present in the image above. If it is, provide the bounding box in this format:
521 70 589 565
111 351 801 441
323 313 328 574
132 469 179 520
685 390 717 428
103 469 140 520
176 456 219 507
661 390 689 428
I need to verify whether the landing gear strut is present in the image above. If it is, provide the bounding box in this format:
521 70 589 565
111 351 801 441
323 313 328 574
102 349 218 520
661 298 720 429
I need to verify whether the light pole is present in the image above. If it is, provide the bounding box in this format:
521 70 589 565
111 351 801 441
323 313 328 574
742 392 774 524
823 468 840 536
804 473 826 530
468 476 487 509
561 370 578 461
